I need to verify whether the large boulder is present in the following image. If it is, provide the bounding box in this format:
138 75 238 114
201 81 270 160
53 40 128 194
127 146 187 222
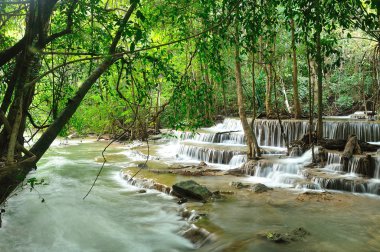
172 180 212 201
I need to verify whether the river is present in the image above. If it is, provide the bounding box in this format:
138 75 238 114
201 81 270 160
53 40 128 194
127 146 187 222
0 140 193 252
1 118 380 251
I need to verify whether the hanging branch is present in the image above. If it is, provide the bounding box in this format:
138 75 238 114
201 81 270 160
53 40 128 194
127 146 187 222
128 138 149 182
83 115 138 200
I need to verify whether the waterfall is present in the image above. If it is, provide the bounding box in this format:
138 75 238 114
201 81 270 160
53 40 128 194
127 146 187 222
179 119 380 147
374 157 380 179
174 118 380 195
178 144 243 164
323 121 380 142
253 119 309 147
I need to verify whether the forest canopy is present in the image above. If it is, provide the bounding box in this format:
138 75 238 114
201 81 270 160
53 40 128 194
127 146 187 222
1 0 380 202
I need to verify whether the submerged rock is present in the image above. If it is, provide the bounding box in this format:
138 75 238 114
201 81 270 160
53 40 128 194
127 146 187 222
265 227 310 243
137 162 148 168
249 183 273 193
172 180 212 201
180 224 213 248
296 191 333 202
229 181 250 189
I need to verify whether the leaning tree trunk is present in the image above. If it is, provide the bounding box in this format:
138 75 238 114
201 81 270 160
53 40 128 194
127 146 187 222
0 3 137 204
234 23 261 159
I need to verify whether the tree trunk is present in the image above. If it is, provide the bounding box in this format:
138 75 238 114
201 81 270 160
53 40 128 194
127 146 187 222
315 2 324 139
251 52 257 118
341 135 362 172
265 65 272 117
30 2 137 161
6 97 23 164
234 23 260 159
30 58 116 159
290 18 301 118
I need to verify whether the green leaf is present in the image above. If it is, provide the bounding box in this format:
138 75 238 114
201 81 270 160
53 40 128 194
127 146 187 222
136 10 145 21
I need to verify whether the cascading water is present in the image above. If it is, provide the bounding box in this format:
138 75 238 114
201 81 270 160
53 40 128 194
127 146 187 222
175 118 380 195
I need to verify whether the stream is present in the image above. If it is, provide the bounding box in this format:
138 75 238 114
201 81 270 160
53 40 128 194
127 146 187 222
0 140 193 252
1 118 380 251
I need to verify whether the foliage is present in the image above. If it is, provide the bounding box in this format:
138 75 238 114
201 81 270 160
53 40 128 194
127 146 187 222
1 0 379 144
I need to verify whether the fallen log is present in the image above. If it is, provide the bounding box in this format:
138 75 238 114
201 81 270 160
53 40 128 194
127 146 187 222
319 139 379 152
214 130 240 135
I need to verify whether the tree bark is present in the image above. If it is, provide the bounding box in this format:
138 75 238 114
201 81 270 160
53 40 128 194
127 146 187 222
290 18 301 118
234 22 261 159
30 2 137 161
315 2 324 139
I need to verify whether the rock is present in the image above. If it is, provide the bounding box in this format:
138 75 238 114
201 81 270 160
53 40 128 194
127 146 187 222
224 167 245 176
137 163 148 168
265 227 310 243
266 232 288 243
241 160 257 175
177 197 188 204
172 180 212 201
148 135 162 141
152 182 171 194
229 181 249 189
138 189 146 193
296 191 333 202
180 209 191 219
219 191 234 195
249 183 272 193
214 115 225 123
97 134 111 140
290 146 303 157
198 161 208 167
181 224 213 248
68 132 80 139
211 190 227 200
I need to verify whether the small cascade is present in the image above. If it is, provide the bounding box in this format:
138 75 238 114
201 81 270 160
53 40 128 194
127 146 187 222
177 130 245 145
253 119 380 147
212 118 243 131
178 144 243 164
374 157 380 179
323 121 380 142
308 173 369 194
178 132 216 143
213 133 245 145
228 155 247 166
253 120 309 147
249 149 315 187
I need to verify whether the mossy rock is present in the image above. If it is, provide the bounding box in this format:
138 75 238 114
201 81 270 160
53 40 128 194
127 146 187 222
172 180 212 201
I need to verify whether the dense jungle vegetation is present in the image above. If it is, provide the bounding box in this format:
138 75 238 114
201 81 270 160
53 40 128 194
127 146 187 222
1 0 380 202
